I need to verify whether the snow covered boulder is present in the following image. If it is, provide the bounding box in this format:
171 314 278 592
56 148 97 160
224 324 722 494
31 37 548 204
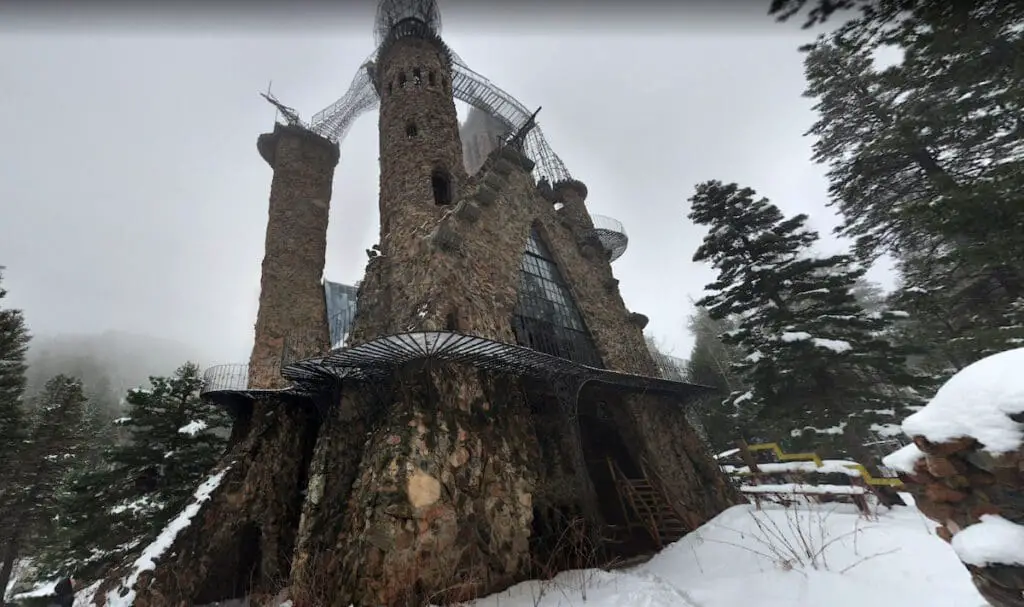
883 348 1024 607
903 347 1024 455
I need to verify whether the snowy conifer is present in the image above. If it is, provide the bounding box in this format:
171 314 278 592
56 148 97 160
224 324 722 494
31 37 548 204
688 181 922 458
43 362 229 576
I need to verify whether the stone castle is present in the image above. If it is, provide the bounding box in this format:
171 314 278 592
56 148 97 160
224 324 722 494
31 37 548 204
98 1 739 605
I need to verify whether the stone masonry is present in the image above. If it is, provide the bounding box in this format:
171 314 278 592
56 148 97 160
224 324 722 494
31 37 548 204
102 15 737 607
286 24 738 600
893 437 1024 607
248 124 339 389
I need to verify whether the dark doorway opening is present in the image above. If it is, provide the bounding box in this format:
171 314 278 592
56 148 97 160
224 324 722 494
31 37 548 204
577 391 659 557
431 169 453 205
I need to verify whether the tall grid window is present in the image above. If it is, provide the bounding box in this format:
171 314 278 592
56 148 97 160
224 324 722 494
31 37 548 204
511 228 603 368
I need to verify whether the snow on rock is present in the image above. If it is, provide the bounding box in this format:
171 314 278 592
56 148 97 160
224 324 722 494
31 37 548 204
781 331 812 343
11 580 56 600
75 580 102 607
468 503 984 607
902 347 1024 454
178 419 209 436
104 467 230 607
882 443 926 474
952 514 1024 567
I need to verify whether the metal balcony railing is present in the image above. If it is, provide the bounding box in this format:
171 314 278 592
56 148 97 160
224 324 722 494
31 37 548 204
201 363 251 395
588 214 629 262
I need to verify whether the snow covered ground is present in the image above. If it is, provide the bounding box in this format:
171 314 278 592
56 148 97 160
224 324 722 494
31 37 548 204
11 498 986 607
468 501 987 607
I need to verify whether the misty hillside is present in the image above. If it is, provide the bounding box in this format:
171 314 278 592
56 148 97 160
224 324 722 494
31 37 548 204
24 330 208 413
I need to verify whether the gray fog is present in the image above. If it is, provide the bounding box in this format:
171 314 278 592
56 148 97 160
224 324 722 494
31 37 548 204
0 3 894 368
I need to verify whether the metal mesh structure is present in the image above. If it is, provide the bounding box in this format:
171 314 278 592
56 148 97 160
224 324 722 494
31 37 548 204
201 363 251 394
589 214 629 262
309 55 380 144
306 8 573 184
374 0 442 46
280 330 713 402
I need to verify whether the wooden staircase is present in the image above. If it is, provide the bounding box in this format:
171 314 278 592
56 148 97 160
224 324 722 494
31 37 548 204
607 458 690 548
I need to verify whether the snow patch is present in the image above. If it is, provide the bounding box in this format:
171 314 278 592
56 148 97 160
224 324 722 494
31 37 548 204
472 503 984 607
952 514 1024 567
104 467 230 607
781 331 812 342
902 347 1024 454
177 419 208 436
723 459 864 477
882 443 925 474
812 338 852 353
740 483 867 495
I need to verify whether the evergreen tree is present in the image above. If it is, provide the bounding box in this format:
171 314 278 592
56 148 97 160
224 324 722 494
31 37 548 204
803 7 1024 369
0 375 87 595
0 268 32 595
685 307 748 452
688 181 922 458
38 362 229 578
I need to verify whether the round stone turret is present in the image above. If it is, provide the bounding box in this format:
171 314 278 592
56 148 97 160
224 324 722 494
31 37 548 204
375 8 465 252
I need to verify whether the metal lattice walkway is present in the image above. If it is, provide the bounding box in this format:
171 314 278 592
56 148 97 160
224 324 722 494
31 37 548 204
269 331 712 400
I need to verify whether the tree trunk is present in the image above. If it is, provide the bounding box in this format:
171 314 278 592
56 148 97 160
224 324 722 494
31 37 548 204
0 531 21 601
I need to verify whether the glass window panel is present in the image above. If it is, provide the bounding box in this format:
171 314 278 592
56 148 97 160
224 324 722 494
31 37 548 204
512 229 602 367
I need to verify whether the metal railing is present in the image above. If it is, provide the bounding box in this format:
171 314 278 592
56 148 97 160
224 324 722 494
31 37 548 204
201 363 251 395
588 215 629 262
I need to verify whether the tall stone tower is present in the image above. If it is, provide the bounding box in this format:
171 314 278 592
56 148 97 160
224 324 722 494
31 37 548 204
248 124 339 389
375 13 465 253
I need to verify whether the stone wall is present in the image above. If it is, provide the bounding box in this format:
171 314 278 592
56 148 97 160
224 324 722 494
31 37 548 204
893 438 1024 606
96 397 320 605
248 124 338 389
292 367 539 606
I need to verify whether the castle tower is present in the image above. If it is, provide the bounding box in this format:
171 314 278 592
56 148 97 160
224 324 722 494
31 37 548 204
374 4 465 255
248 124 340 389
126 3 738 604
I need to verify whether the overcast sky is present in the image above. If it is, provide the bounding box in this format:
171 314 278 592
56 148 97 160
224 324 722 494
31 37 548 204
0 2 894 367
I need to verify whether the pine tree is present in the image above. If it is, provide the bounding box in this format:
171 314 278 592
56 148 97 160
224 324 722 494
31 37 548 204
803 8 1024 369
688 181 922 458
0 268 32 595
0 375 87 594
685 307 748 452
41 362 230 577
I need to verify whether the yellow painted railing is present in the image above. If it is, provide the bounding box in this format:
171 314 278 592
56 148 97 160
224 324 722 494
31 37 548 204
741 442 903 488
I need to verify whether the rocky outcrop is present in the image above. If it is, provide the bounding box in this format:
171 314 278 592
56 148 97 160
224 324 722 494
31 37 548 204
890 437 1024 607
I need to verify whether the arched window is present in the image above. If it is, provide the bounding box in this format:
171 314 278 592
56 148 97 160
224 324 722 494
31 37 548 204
398 71 407 88
428 71 436 86
406 122 418 137
431 169 453 206
412 68 422 85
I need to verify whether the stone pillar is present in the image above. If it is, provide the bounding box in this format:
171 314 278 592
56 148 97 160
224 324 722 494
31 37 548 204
248 123 339 389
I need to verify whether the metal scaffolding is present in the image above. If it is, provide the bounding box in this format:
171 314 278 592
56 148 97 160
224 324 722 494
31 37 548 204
301 1 572 184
